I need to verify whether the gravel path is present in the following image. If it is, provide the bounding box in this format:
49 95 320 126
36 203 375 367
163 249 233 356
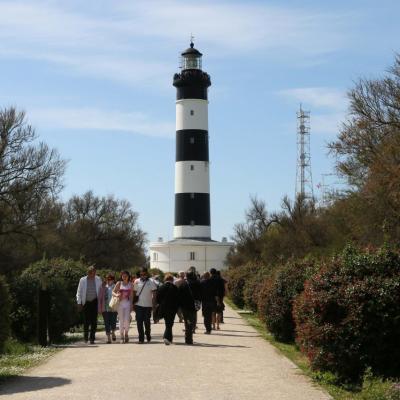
0 305 331 399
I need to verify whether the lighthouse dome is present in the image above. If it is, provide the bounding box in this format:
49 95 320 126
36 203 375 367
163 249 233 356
181 43 202 57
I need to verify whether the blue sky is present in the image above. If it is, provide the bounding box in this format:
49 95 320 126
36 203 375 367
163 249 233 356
0 0 399 245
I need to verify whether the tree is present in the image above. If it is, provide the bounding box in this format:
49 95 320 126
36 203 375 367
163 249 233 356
228 196 273 267
261 195 329 263
228 194 333 268
58 191 146 269
329 55 400 188
0 107 66 274
329 55 400 243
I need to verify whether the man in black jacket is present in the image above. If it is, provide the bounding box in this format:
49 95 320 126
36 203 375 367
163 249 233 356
178 267 201 345
201 270 221 333
156 274 179 345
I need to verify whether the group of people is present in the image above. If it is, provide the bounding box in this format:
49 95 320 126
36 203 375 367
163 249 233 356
76 266 227 346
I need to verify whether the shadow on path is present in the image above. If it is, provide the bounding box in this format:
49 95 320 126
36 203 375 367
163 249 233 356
216 329 257 334
211 333 261 338
0 376 71 395
53 344 98 348
174 342 250 348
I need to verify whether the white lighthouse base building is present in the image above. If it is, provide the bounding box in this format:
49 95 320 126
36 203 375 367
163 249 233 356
149 238 232 274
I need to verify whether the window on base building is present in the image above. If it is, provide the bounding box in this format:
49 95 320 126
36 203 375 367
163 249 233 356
190 110 194 116
190 165 194 171
190 251 195 260
153 252 158 262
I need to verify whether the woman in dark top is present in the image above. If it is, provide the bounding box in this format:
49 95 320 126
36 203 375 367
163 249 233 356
178 268 202 345
201 271 220 334
156 273 179 345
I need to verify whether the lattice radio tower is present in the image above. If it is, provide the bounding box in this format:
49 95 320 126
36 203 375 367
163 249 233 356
295 105 314 200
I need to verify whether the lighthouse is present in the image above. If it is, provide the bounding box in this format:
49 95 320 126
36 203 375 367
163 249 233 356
149 41 232 273
173 41 211 240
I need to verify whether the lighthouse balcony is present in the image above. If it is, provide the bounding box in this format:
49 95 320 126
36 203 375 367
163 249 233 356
173 69 211 86
173 70 211 100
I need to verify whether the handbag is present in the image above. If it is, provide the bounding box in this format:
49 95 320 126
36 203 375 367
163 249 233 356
132 279 148 304
194 300 202 311
109 294 120 312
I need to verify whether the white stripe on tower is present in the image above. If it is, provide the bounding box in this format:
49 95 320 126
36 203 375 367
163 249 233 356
176 99 208 130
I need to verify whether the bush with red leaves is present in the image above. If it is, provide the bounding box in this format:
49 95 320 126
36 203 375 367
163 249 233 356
293 246 400 382
257 260 314 342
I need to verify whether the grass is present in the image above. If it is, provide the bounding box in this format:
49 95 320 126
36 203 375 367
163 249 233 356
0 317 107 385
226 298 400 400
0 339 58 384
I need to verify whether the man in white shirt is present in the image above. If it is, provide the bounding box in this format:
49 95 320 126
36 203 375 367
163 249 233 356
76 266 102 344
133 267 158 343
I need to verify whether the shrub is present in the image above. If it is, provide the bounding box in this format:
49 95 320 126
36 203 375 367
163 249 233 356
293 246 400 382
0 275 11 352
225 264 254 308
242 265 270 312
10 258 87 342
256 274 276 322
258 260 314 342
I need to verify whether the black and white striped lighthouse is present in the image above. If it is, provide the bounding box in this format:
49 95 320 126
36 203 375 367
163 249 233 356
173 41 212 240
149 41 232 273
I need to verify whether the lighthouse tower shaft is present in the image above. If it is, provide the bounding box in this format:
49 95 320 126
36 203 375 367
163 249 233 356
173 42 211 240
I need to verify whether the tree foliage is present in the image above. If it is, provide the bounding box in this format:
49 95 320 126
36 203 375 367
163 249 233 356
293 246 400 381
328 55 400 243
58 191 146 269
0 108 66 274
0 107 147 275
229 194 331 267
0 107 65 235
10 258 87 342
228 196 272 267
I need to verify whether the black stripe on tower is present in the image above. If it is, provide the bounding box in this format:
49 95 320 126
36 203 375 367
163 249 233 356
176 86 207 100
176 129 209 162
175 193 210 226
173 70 211 100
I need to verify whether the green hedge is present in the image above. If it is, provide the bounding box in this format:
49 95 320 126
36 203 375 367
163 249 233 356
225 264 255 308
259 260 314 343
293 246 400 381
0 275 11 352
10 258 87 342
242 265 270 312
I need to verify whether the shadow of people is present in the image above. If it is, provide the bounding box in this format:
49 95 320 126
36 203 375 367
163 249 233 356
174 342 249 348
0 376 71 395
209 333 261 338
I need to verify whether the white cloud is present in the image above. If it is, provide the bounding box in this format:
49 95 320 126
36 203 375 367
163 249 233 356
312 112 344 135
29 107 175 138
277 87 349 135
278 87 348 110
118 1 350 55
0 1 356 86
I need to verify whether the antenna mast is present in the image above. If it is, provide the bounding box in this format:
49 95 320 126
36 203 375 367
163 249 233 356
295 105 314 200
